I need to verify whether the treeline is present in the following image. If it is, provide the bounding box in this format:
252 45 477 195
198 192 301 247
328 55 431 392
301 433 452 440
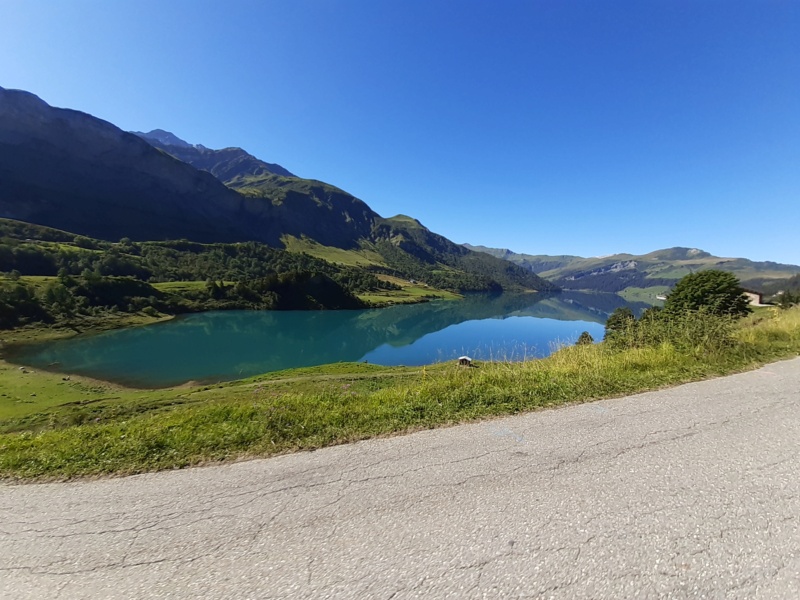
0 229 396 296
0 270 366 329
1 217 553 298
0 219 409 329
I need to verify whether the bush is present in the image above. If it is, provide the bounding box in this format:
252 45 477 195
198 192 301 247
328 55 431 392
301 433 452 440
576 331 594 345
604 307 635 341
664 270 750 317
778 291 799 309
605 307 734 355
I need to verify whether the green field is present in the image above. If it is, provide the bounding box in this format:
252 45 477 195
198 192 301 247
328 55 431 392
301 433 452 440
618 286 670 303
358 275 461 305
1 306 799 480
0 275 59 290
282 236 387 267
151 281 235 293
149 276 462 306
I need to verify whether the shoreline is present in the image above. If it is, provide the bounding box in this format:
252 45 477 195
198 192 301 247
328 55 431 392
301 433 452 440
0 307 797 480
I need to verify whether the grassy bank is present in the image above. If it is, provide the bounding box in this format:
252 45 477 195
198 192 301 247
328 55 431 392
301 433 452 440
1 307 799 480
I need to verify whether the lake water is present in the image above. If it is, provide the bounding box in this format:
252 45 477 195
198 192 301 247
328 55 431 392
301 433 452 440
10 292 641 388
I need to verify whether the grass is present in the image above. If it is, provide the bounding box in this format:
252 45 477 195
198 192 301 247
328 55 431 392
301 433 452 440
618 286 670 304
357 274 462 305
0 360 128 421
1 307 799 480
151 281 207 292
281 236 387 267
358 283 461 305
0 275 59 291
0 345 435 431
151 281 234 293
0 312 171 422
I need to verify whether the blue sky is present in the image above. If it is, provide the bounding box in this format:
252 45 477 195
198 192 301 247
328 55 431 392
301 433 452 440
2 1 798 263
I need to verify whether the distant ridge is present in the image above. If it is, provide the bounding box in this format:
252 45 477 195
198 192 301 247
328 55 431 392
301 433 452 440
134 130 296 179
464 243 800 294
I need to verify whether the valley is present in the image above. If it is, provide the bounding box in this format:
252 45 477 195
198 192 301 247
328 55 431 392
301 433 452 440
2 85 799 481
464 244 800 300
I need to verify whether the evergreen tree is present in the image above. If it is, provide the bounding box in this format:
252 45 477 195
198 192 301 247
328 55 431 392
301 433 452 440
664 270 750 317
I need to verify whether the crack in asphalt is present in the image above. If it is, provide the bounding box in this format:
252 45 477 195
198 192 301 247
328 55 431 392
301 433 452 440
2 358 800 599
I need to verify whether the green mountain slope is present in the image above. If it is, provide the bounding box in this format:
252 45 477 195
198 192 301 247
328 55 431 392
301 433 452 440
135 130 380 249
1 88 552 294
376 217 556 292
136 131 554 292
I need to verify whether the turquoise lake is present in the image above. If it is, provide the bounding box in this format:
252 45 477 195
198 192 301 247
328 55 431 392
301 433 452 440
10 292 639 388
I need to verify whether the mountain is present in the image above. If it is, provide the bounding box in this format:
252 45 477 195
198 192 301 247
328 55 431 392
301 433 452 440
134 130 296 178
374 216 556 292
131 129 194 149
0 86 270 244
0 87 554 293
133 130 380 249
133 125 554 291
0 86 375 249
462 244 580 273
465 243 800 295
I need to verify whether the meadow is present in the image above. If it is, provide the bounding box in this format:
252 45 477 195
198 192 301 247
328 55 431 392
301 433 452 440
1 306 798 480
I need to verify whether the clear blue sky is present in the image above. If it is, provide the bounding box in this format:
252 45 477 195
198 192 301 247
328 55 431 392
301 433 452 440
2 0 798 263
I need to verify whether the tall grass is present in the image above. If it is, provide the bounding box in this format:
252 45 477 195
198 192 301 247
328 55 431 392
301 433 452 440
2 307 799 480
605 307 736 355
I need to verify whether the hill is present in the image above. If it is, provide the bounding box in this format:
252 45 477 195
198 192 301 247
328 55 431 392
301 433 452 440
0 87 553 294
462 244 580 273
134 129 554 292
376 217 555 292
0 86 269 244
464 244 800 297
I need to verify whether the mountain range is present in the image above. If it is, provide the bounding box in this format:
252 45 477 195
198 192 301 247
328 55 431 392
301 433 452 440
3 85 794 300
0 86 554 294
463 244 800 299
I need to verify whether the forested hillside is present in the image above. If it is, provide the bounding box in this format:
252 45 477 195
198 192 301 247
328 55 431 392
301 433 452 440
134 130 555 293
1 87 554 298
0 219 390 328
374 216 556 293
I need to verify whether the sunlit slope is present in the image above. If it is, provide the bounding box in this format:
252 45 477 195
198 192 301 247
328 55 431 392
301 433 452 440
465 244 800 293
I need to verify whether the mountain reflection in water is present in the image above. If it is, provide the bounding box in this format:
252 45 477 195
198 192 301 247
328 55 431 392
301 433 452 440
10 292 644 387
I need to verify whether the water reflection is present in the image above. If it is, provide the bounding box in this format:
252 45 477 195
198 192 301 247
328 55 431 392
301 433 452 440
10 292 643 387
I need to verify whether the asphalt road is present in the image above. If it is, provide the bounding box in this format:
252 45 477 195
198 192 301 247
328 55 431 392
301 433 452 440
2 358 800 599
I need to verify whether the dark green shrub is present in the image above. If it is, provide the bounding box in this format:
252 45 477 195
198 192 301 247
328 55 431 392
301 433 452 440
604 307 635 342
664 270 750 317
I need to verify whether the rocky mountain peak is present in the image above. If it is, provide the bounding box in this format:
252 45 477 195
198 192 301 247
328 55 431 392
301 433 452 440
133 129 194 149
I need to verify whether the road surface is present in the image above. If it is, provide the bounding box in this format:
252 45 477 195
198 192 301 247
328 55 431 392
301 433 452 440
2 358 800 599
